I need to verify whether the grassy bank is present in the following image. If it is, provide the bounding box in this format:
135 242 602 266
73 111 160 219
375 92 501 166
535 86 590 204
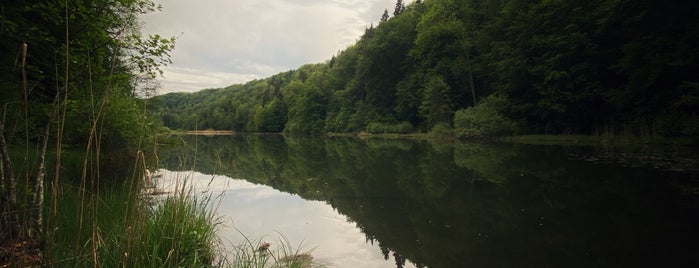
0 145 224 266
49 177 223 267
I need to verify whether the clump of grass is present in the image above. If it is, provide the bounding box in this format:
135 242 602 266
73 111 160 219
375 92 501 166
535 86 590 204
50 167 324 268
229 231 322 268
50 176 226 268
50 180 141 267
116 179 225 268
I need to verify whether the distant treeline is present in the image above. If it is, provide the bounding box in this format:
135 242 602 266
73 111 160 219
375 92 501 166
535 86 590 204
151 0 699 138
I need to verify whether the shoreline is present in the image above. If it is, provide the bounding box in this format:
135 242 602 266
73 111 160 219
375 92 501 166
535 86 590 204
173 130 236 135
165 130 697 146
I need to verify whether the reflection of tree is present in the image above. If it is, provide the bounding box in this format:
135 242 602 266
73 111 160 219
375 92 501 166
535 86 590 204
452 142 519 184
393 252 406 268
156 135 699 267
157 136 517 266
380 244 390 260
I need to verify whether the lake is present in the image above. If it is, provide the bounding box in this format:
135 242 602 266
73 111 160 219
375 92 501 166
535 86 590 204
155 135 698 267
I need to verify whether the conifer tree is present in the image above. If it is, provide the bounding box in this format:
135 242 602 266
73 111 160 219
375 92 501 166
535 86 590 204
394 0 405 16
381 9 390 22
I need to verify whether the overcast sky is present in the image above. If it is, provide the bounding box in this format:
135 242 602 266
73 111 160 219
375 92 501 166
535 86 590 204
140 0 412 94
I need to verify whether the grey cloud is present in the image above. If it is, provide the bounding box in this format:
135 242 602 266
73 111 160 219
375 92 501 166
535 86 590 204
141 0 407 93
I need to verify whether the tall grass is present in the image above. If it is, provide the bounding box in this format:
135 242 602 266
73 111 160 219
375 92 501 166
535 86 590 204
49 173 226 267
50 179 138 266
121 187 223 267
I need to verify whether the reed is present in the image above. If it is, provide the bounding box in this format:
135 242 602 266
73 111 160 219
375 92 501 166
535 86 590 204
229 230 321 268
48 174 226 267
119 188 224 267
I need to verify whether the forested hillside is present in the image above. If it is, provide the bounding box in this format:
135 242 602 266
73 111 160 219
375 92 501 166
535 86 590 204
152 0 699 138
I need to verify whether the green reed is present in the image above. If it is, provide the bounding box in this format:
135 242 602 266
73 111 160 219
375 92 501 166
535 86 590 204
49 175 225 267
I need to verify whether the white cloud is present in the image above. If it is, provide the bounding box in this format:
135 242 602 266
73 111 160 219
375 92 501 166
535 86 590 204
155 66 260 94
140 0 408 94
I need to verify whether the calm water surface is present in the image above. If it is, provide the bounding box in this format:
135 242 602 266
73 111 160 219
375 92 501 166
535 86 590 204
157 135 698 267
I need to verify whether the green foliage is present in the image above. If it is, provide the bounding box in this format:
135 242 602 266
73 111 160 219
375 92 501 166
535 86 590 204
51 179 222 268
453 94 519 140
420 75 454 127
284 80 328 135
429 122 453 139
0 0 180 265
130 193 220 267
151 0 699 138
51 180 138 266
0 0 173 147
366 122 413 134
453 143 518 184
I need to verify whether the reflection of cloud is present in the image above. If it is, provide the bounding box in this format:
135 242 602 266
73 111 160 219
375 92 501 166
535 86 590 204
140 0 415 94
155 169 416 268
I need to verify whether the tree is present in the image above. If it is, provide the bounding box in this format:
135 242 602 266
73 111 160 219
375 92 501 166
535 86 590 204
394 0 405 16
420 75 454 127
285 81 328 134
150 0 699 137
411 0 478 111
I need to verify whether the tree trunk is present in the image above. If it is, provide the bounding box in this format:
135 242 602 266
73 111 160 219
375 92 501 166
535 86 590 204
0 127 18 239
466 46 477 106
30 121 51 238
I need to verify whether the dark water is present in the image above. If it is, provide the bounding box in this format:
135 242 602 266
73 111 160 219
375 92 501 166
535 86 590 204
157 135 698 267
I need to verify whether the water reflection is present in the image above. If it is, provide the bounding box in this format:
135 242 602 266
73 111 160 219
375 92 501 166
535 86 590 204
155 169 416 268
157 135 699 267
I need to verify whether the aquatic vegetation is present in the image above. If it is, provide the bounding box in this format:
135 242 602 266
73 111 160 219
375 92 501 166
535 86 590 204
229 231 322 268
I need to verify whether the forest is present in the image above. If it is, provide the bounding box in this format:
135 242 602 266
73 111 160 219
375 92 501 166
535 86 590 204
152 0 699 139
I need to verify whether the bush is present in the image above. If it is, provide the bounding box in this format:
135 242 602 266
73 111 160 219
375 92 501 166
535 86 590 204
429 122 453 139
112 191 222 268
454 94 518 140
366 122 414 134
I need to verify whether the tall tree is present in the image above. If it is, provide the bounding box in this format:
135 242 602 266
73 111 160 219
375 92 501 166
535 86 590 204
420 75 454 127
394 0 405 16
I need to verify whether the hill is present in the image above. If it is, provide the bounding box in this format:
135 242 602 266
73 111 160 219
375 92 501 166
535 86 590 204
151 0 699 138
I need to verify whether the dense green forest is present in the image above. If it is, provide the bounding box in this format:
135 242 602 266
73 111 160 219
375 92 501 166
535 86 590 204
152 0 699 138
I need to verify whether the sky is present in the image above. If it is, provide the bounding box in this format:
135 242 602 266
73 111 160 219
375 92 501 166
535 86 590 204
140 0 413 94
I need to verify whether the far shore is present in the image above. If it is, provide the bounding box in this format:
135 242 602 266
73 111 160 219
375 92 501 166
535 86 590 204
164 130 696 146
173 130 236 135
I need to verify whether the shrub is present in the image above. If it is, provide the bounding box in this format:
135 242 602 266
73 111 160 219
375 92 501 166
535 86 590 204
429 122 453 139
365 122 384 134
454 94 518 140
366 122 414 134
392 122 414 134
